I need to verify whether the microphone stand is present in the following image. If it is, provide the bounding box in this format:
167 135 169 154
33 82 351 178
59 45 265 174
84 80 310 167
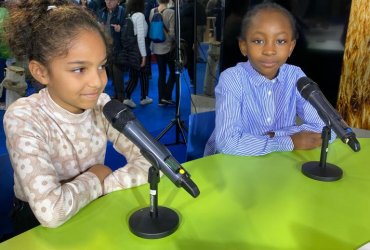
156 0 187 145
301 126 343 181
129 166 179 239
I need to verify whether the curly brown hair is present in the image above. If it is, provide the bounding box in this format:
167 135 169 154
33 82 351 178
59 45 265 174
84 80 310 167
4 0 110 67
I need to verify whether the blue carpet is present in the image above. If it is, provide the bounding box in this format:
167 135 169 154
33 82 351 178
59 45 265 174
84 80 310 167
0 62 206 241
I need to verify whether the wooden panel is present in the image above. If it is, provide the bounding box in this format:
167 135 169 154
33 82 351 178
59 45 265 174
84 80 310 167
338 0 370 129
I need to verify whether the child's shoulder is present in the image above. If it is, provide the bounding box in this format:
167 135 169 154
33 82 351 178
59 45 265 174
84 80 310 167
220 62 252 81
279 63 305 79
221 61 248 74
217 62 252 93
3 91 45 128
6 92 42 113
280 63 303 73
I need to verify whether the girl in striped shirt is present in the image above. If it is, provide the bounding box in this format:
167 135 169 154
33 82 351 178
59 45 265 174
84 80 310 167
205 3 333 156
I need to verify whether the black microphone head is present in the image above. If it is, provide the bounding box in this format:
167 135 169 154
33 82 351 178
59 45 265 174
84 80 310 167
297 77 320 100
181 177 200 198
347 136 361 152
103 99 136 127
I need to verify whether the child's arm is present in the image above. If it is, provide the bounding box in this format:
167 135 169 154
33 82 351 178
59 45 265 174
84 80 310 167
214 70 294 156
215 110 294 156
274 87 337 142
103 131 152 194
94 94 152 194
87 164 113 186
4 111 106 228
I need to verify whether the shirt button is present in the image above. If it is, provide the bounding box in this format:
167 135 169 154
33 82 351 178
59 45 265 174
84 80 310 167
267 117 271 122
268 91 272 96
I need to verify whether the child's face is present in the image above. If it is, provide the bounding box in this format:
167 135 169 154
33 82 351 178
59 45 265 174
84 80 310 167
239 10 296 80
42 30 108 114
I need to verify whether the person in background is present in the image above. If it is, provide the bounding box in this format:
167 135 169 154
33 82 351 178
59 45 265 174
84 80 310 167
122 0 152 108
3 0 150 235
97 0 125 102
149 0 176 106
95 0 106 10
74 0 98 16
204 2 335 156
144 0 157 79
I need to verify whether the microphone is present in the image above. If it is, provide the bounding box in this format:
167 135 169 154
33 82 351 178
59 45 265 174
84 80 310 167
103 99 200 198
297 77 360 152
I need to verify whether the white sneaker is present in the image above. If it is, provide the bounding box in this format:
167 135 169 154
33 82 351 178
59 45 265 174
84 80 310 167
123 99 136 108
140 97 153 105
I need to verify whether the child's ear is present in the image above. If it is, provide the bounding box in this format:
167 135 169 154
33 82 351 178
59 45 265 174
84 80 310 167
28 60 49 86
239 39 248 57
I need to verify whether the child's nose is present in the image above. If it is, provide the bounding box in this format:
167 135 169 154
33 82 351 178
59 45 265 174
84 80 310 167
263 42 277 55
88 70 106 88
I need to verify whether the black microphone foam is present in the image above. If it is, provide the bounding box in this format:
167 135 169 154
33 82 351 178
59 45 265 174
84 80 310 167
103 99 136 127
297 76 320 100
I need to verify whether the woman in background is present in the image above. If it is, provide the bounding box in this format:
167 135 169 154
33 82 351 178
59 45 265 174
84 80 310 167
122 0 152 108
149 0 176 106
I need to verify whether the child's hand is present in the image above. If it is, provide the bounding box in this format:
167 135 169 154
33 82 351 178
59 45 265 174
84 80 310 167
88 164 113 185
291 131 322 150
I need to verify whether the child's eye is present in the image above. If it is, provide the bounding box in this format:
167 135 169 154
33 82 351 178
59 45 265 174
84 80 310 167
252 39 264 44
72 68 85 73
98 63 107 70
276 39 287 44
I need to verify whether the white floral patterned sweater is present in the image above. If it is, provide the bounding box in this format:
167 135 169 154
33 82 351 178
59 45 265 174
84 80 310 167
3 88 151 228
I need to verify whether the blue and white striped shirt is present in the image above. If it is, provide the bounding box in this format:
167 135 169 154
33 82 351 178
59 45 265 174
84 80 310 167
204 61 334 156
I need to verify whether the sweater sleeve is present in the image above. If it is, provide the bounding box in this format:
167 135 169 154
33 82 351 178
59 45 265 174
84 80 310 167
97 94 152 194
4 107 103 228
103 131 152 194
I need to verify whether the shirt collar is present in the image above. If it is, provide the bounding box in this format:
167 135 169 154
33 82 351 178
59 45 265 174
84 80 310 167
244 60 283 86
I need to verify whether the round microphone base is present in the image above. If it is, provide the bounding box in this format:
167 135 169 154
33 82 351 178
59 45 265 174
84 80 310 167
302 161 343 182
129 206 179 239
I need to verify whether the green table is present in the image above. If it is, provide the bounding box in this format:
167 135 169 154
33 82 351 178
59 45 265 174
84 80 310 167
1 139 369 250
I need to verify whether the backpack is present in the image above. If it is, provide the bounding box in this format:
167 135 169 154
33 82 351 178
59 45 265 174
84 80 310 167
117 15 141 70
121 15 135 45
149 8 168 43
